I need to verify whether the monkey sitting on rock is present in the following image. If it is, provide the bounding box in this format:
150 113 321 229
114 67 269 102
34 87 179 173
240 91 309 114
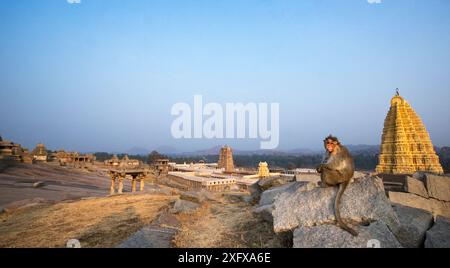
316 135 358 237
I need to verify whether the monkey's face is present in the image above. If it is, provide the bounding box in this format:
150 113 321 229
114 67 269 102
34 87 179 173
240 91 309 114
325 139 338 153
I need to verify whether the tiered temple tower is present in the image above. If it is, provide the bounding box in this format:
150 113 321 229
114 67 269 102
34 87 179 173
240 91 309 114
376 91 443 175
218 146 235 173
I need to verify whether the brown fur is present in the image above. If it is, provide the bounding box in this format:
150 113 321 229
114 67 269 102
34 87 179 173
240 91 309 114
317 135 358 237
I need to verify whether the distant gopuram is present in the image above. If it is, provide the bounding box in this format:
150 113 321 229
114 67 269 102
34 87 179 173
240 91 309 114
376 91 444 175
218 146 235 173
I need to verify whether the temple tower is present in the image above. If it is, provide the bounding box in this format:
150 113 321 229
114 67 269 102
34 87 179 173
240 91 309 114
376 91 443 175
218 146 235 173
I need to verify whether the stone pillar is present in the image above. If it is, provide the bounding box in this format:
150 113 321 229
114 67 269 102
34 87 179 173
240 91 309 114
140 175 145 192
131 176 137 193
110 176 116 195
118 176 124 194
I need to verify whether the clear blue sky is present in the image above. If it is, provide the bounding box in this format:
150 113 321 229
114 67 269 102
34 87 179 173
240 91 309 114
1 0 449 152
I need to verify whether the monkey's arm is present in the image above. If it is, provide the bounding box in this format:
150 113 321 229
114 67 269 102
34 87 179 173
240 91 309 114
322 158 346 173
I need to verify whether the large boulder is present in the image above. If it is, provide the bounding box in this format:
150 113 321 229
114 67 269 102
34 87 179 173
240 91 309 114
259 182 309 207
293 221 402 248
32 181 45 188
404 176 429 198
254 182 315 223
425 216 450 248
424 174 450 202
389 192 450 219
273 176 400 234
393 204 433 248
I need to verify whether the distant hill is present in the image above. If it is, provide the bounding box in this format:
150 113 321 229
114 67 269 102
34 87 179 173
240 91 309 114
125 147 151 156
153 146 179 155
347 145 380 154
169 145 379 157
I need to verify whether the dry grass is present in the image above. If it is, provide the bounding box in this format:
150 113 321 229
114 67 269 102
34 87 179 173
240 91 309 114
0 194 177 248
174 197 287 248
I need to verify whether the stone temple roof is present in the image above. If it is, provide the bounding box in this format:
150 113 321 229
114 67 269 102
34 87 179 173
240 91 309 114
376 93 443 175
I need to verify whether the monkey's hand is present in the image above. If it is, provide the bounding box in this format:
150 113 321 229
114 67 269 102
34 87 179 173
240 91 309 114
316 164 323 173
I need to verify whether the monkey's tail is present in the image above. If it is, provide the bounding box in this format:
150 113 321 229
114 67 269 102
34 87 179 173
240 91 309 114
335 181 359 237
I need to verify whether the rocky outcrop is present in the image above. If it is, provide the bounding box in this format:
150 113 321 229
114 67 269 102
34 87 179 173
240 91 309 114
247 182 263 205
170 200 200 214
393 204 433 248
389 192 450 219
258 176 296 192
425 216 450 248
272 176 400 234
424 174 450 202
180 190 217 204
293 221 402 248
404 176 429 198
247 176 296 205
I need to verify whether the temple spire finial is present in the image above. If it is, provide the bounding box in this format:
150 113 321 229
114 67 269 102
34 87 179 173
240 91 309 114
396 88 400 96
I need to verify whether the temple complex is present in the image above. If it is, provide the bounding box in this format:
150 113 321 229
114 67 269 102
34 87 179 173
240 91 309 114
218 146 235 173
376 91 444 175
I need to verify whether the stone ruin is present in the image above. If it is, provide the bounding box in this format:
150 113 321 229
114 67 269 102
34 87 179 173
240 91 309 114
31 143 48 163
105 155 141 169
0 136 33 164
151 158 170 176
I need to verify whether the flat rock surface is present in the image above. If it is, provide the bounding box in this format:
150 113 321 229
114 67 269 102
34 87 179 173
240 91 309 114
389 191 450 219
293 221 402 248
118 211 181 248
405 176 429 198
171 199 201 214
425 174 450 202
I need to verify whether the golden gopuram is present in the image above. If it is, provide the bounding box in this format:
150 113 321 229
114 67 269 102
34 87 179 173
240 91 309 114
376 90 444 175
